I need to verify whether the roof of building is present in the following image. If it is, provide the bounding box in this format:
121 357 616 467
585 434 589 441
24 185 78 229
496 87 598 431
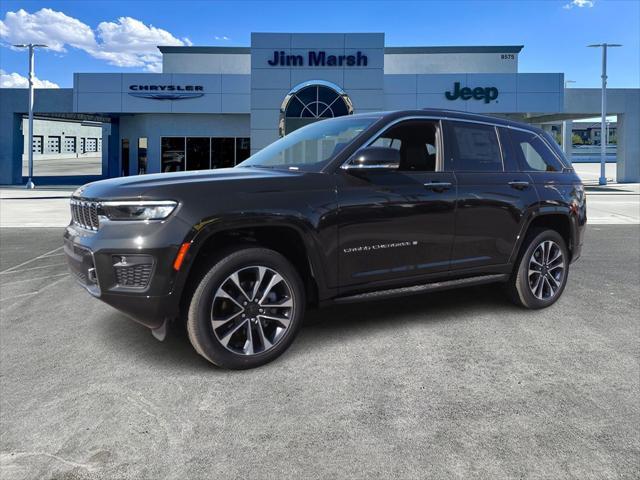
384 46 524 54
157 45 525 54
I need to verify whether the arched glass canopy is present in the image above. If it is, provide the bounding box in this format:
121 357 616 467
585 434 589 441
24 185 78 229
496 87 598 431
279 80 354 136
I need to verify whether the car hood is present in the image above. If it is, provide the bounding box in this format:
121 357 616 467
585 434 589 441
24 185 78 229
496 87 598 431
74 167 301 200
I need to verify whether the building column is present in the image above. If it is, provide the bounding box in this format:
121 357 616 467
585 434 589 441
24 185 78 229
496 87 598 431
562 120 573 163
616 112 640 183
101 123 110 178
106 120 120 179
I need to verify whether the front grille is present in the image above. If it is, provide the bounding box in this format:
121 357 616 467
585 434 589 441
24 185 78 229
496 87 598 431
70 198 99 230
113 256 153 289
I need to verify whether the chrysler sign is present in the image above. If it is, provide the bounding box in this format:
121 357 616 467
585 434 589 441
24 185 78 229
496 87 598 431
128 84 204 100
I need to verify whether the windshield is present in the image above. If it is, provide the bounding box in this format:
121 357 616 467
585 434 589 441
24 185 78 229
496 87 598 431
237 116 379 171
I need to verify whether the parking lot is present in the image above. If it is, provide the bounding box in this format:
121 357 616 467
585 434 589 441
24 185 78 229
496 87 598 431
1 184 639 479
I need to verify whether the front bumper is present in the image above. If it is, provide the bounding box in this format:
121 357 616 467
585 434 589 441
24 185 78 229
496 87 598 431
63 220 188 329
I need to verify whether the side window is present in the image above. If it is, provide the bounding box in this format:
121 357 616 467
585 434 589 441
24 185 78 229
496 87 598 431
369 120 439 172
509 129 564 172
371 137 402 150
449 122 502 172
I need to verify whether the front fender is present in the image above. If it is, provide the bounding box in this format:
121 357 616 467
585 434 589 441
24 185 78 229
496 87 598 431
170 212 335 304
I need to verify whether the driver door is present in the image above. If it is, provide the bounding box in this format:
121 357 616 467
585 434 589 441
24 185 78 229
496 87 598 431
335 119 456 290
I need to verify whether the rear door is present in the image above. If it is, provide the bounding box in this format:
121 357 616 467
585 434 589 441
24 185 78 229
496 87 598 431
445 121 538 270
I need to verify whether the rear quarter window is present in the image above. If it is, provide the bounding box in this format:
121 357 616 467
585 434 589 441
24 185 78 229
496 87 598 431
509 129 564 172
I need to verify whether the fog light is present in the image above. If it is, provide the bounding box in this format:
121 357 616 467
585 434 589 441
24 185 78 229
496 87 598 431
112 254 154 289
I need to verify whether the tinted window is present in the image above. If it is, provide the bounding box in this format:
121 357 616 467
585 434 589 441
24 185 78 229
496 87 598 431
541 131 570 168
360 120 439 172
509 129 564 172
449 122 502 172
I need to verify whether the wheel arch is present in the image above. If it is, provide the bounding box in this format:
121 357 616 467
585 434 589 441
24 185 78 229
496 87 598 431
512 210 576 264
175 216 328 315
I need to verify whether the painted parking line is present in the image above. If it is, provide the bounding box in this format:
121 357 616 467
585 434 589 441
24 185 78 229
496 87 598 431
0 276 69 302
588 218 639 225
0 263 67 275
0 272 68 286
0 246 64 274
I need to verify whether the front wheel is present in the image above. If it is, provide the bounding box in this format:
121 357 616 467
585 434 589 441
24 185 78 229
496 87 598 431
507 229 569 309
187 247 305 369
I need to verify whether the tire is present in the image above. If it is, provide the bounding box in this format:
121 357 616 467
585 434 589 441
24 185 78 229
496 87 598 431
187 247 305 369
506 228 570 309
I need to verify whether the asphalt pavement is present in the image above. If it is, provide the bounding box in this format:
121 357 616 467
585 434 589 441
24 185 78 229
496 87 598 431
0 225 638 479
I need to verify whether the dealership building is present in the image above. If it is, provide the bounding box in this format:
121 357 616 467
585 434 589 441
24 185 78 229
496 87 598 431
1 32 638 185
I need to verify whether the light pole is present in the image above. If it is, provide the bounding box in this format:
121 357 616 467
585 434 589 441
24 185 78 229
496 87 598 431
588 43 622 185
13 43 48 189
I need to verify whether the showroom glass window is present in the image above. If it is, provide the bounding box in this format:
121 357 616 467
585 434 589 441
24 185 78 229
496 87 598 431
508 129 564 172
211 138 235 169
161 137 251 172
161 137 186 172
448 122 503 172
186 138 210 171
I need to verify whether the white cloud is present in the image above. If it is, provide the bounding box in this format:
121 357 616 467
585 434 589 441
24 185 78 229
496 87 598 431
0 8 95 52
214 35 230 41
0 69 59 88
0 8 192 72
563 0 595 9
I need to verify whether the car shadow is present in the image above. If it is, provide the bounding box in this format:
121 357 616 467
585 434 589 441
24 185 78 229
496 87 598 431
290 283 516 353
98 282 520 372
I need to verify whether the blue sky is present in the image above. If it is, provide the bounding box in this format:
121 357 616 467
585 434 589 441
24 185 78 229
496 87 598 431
1 0 638 89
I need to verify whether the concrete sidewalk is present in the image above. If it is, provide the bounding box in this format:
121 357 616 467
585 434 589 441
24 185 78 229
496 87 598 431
0 189 74 228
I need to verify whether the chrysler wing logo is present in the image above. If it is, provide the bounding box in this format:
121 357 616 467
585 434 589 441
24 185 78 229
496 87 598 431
128 85 204 100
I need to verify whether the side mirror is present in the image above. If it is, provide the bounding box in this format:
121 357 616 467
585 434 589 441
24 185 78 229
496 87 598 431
342 146 400 170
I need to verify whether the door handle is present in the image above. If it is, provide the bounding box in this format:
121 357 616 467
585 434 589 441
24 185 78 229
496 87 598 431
424 182 452 191
508 181 530 190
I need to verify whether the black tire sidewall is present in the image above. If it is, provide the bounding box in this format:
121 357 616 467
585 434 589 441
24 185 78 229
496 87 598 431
514 229 570 309
188 247 305 369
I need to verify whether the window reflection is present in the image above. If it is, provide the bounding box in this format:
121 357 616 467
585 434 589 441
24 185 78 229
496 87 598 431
160 137 250 173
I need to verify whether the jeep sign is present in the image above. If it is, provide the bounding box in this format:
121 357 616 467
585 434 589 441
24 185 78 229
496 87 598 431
445 82 499 103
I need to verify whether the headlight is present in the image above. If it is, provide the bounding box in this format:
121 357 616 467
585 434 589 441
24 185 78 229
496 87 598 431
100 200 177 221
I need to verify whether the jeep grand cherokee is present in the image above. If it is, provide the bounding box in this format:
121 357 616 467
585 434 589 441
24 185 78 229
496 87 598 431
64 109 586 369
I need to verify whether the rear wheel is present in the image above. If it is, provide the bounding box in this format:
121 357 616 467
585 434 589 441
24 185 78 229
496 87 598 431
507 229 569 309
187 247 305 369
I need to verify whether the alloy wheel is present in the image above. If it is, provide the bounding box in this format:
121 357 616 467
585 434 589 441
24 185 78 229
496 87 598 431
528 240 565 300
211 266 294 355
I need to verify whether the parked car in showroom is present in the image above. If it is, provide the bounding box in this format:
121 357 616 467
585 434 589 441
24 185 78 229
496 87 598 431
64 109 586 369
